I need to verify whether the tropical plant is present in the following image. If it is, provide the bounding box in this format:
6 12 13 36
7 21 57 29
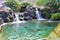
46 0 60 13
5 0 21 12
51 13 60 20
36 0 49 6
19 2 32 12
41 7 52 19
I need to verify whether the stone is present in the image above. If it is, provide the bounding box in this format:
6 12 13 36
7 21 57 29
24 16 33 21
0 18 4 25
26 7 36 19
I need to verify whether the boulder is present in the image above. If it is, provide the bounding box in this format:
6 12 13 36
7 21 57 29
26 7 36 19
23 12 29 17
0 10 14 22
24 16 33 21
3 17 10 23
0 18 4 25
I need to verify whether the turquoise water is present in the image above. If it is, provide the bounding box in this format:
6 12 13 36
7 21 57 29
2 21 57 40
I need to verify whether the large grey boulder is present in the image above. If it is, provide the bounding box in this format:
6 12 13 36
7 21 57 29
26 7 36 19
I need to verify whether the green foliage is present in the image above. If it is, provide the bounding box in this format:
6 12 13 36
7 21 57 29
41 7 51 19
36 0 60 13
5 0 21 12
57 0 60 2
20 2 32 8
36 0 60 20
51 13 60 20
19 2 32 12
46 0 60 13
45 13 51 19
36 0 49 6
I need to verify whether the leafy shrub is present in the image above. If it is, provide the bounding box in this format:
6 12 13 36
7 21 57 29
20 2 32 8
45 13 51 19
46 0 59 13
19 2 32 12
5 0 21 12
36 0 49 6
41 7 51 19
51 13 60 20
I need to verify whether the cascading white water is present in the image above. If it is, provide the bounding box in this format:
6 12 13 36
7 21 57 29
14 13 20 22
35 8 46 20
12 13 26 23
35 8 42 20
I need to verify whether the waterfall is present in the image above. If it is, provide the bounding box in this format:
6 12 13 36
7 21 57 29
14 13 20 22
13 13 26 23
35 8 46 20
35 8 42 20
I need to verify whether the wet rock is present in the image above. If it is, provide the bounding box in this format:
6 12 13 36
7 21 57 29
8 15 14 22
0 18 4 25
0 10 14 22
19 7 42 20
24 16 33 21
25 7 36 19
0 5 14 22
3 17 10 23
20 18 24 21
23 12 29 17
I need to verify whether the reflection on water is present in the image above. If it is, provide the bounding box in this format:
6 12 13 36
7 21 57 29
1 21 57 40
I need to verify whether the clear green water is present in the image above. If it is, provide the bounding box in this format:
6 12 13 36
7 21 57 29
1 21 57 40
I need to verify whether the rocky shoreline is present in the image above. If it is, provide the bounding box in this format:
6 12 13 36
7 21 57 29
0 23 8 31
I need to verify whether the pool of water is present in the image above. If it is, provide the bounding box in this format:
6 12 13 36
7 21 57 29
1 20 57 40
